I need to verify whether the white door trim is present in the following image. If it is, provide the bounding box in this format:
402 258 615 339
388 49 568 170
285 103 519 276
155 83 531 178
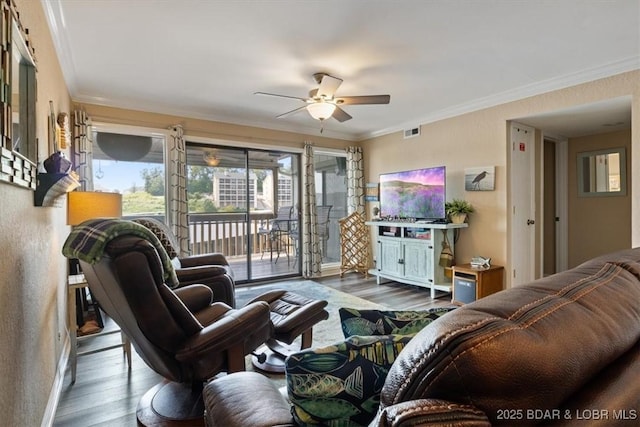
545 134 569 273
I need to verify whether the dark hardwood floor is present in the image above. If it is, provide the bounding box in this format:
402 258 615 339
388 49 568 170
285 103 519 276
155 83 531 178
52 273 453 426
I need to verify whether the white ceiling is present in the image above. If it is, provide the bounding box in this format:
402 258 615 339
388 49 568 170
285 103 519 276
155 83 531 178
42 0 639 141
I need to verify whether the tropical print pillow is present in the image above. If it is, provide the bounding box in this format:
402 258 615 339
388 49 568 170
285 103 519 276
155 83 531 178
339 307 455 338
286 334 414 426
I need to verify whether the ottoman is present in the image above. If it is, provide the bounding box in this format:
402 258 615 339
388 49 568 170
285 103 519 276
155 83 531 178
247 289 329 373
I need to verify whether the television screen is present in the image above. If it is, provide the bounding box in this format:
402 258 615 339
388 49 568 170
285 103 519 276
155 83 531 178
379 166 446 220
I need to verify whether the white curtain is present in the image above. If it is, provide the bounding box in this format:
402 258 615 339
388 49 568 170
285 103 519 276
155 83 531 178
72 110 93 191
302 142 322 277
346 146 365 214
168 125 190 256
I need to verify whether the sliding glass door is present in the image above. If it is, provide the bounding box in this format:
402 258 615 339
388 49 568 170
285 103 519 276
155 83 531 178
185 143 300 283
313 151 348 266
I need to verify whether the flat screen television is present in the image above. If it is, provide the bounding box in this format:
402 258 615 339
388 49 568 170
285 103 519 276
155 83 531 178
379 166 446 220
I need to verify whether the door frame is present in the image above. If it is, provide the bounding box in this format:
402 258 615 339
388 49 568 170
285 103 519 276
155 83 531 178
184 135 303 283
541 133 568 274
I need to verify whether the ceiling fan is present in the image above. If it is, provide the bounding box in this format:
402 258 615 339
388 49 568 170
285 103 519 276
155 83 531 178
255 72 390 123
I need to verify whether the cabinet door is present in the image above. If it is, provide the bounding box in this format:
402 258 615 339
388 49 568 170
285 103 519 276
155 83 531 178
403 240 431 283
378 238 403 276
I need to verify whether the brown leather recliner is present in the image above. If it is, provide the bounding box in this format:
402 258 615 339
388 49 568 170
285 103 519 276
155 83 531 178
132 217 236 307
76 233 273 425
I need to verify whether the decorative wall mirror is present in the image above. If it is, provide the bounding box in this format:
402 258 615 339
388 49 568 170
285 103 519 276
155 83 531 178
577 147 626 197
0 0 38 189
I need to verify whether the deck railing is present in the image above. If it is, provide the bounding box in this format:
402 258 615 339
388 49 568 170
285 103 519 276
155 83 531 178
188 212 277 257
124 212 296 259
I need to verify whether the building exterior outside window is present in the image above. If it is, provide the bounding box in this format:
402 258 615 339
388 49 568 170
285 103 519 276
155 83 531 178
212 171 257 209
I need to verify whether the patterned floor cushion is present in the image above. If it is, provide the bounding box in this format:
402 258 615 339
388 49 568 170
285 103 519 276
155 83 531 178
286 334 414 426
339 307 455 337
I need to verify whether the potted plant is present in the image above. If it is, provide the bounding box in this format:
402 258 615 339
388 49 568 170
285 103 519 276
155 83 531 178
445 199 474 223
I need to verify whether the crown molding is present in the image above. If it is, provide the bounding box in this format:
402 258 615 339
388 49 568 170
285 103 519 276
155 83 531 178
71 94 359 142
363 56 640 141
41 0 79 95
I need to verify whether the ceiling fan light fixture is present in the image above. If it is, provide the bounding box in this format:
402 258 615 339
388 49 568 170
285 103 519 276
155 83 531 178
307 102 336 121
203 151 220 166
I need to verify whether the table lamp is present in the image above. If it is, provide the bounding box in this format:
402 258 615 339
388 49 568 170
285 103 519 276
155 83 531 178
67 191 122 226
67 191 122 274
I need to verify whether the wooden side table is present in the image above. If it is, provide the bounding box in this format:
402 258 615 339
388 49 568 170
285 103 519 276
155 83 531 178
68 274 131 383
451 264 504 305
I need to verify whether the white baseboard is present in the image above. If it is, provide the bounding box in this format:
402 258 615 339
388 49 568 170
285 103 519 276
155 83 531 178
320 262 341 277
41 334 70 427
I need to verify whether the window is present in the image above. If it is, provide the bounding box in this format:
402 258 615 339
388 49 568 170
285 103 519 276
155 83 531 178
91 128 167 218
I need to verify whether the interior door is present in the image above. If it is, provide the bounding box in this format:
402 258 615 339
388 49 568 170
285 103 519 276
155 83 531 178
510 122 536 286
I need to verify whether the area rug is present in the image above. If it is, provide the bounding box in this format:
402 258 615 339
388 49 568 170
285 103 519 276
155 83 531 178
236 280 387 348
236 280 387 386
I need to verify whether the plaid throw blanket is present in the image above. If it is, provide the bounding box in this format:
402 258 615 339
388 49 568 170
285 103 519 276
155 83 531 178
62 218 179 288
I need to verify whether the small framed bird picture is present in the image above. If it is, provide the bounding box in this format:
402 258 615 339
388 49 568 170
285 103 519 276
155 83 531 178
465 166 495 191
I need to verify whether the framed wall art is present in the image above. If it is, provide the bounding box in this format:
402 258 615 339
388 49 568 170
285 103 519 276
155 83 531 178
465 166 495 191
365 182 379 201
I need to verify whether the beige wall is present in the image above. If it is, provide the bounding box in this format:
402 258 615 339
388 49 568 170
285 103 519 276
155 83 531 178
0 0 72 425
362 71 640 286
363 108 508 269
567 129 631 266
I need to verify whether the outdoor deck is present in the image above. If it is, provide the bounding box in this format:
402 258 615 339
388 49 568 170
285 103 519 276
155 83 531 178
227 252 301 283
128 212 340 283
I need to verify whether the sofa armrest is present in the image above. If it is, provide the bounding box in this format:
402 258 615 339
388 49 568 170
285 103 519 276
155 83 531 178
176 301 271 362
175 265 228 281
179 252 229 268
370 399 491 427
175 266 235 307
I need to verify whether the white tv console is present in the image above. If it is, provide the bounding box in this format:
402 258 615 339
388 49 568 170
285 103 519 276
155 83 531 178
366 221 468 298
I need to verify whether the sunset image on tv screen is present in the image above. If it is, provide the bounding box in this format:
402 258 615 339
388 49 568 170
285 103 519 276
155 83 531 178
379 166 445 219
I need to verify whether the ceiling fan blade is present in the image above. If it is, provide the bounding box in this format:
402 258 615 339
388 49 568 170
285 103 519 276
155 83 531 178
254 91 309 102
317 75 343 99
336 95 391 105
332 106 352 122
276 105 308 119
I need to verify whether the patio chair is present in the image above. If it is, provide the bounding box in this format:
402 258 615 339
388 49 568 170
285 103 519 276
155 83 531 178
317 205 332 259
258 206 295 263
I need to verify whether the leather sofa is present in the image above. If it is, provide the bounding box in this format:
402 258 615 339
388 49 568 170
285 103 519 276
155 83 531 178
203 248 640 426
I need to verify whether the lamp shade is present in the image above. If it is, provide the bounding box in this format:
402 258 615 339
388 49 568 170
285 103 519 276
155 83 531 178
307 102 336 121
67 191 123 226
203 151 220 166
